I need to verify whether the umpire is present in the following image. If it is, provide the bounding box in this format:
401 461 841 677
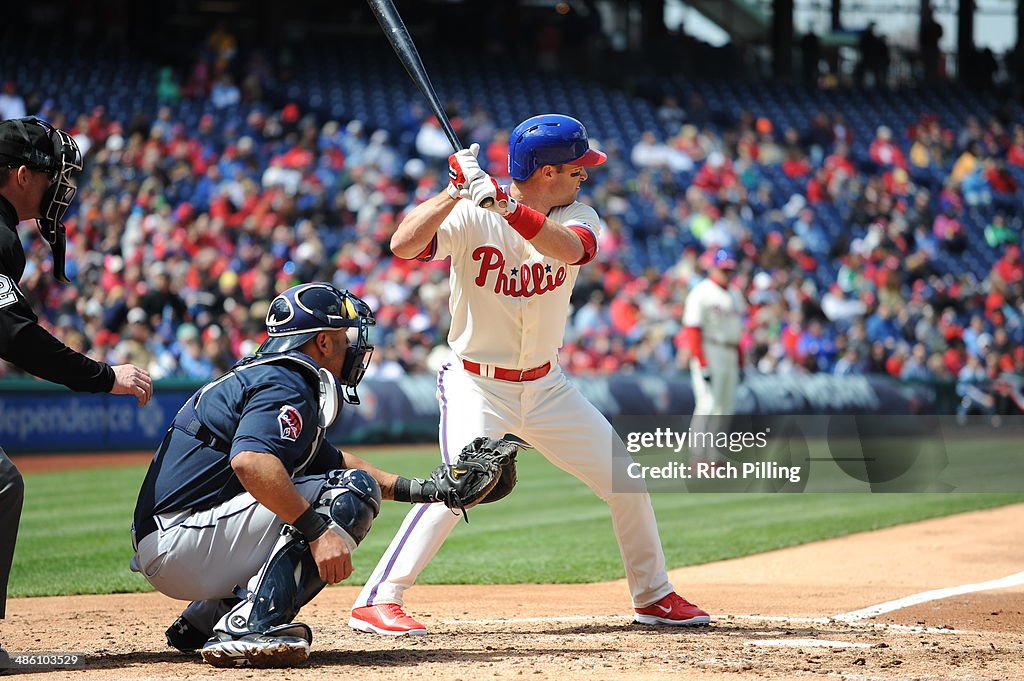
0 117 153 630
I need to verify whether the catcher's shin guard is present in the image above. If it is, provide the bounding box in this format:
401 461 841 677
213 526 328 639
211 470 379 640
204 526 322 668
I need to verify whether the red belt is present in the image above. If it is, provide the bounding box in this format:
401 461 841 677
462 359 552 382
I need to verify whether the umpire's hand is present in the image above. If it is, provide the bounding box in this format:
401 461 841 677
110 364 153 406
309 531 353 584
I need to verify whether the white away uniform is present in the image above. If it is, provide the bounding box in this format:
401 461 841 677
354 199 674 610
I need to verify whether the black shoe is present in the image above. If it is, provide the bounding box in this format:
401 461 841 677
166 616 211 653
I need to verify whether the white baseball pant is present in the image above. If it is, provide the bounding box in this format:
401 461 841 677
690 344 740 463
354 358 674 610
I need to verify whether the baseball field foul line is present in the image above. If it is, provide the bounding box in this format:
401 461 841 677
728 615 967 635
439 614 971 635
835 570 1024 622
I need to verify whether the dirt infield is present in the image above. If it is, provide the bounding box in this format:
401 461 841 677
3 503 1022 680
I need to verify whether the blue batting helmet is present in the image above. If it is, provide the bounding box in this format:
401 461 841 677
508 114 607 181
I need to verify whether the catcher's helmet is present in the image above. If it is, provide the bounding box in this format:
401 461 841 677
508 114 606 181
259 283 375 403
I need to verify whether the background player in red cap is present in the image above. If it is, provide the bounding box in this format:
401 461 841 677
349 113 711 636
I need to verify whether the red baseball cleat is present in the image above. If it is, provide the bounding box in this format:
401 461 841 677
349 604 428 636
634 592 711 626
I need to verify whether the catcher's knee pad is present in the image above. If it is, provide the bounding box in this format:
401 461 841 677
216 528 324 637
315 469 381 546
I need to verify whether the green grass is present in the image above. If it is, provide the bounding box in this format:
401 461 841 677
10 447 1024 597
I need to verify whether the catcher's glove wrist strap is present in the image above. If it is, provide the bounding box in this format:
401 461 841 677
394 476 438 504
292 505 330 542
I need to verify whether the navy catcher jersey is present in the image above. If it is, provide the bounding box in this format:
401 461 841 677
133 352 343 528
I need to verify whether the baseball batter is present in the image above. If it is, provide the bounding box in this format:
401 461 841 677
682 249 746 462
349 114 710 636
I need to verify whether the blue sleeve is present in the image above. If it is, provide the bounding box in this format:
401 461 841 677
230 382 319 472
303 440 345 476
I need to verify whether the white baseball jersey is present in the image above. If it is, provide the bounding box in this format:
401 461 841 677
354 196 680 617
683 278 747 346
431 199 600 369
684 277 747 422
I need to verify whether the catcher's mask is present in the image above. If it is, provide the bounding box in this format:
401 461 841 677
258 283 376 405
0 117 83 283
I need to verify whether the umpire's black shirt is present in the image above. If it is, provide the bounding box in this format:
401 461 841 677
0 195 114 391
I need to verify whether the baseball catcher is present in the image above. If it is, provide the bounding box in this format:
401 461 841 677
131 283 517 668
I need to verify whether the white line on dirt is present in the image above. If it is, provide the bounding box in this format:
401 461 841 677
439 614 629 625
726 615 965 635
745 638 872 648
439 613 969 634
835 570 1024 622
728 615 830 624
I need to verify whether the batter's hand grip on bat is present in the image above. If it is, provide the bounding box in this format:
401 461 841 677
479 197 495 208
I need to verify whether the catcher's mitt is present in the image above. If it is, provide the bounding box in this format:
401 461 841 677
430 436 521 521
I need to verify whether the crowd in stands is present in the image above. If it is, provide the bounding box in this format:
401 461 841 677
1 37 1022 419
608 103 1024 415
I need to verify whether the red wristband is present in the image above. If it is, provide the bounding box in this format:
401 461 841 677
505 203 545 240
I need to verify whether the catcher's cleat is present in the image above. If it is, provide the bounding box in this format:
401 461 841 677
633 592 711 626
349 604 427 636
165 615 210 653
200 623 312 668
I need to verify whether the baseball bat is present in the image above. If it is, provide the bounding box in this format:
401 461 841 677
366 0 495 208
366 0 460 150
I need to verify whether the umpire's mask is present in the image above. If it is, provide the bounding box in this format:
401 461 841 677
0 117 83 283
258 283 376 405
